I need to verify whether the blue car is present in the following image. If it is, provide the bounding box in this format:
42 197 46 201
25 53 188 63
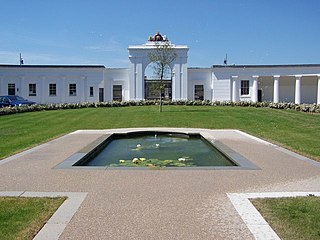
0 95 36 107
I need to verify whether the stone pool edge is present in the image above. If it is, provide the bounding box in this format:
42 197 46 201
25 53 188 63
54 129 260 170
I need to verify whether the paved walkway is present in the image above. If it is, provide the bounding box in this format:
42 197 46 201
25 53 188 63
1 128 319 239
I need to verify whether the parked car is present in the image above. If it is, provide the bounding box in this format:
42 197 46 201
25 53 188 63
0 96 36 107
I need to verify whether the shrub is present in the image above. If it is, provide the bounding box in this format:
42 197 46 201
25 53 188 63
0 100 319 116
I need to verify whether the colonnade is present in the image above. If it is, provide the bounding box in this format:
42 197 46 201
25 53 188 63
231 75 320 104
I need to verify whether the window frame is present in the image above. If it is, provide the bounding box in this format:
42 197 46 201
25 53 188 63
8 83 15 95
49 83 57 96
69 83 77 96
194 84 204 100
89 86 94 97
112 85 122 101
241 80 250 96
29 83 37 96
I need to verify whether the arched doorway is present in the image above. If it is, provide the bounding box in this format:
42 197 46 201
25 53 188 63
128 33 189 101
144 61 172 100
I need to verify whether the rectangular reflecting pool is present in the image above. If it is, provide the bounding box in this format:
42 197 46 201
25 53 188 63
73 131 237 167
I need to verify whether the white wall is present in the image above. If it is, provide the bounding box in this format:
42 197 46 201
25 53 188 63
279 76 295 103
187 68 212 100
1 63 320 104
258 76 273 102
0 66 104 104
104 68 129 101
301 76 318 104
211 70 232 101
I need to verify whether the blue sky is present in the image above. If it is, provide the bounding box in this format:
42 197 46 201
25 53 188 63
1 0 319 67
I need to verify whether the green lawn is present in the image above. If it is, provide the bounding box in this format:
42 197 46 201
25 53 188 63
0 105 319 160
0 197 66 240
0 106 319 238
251 196 320 240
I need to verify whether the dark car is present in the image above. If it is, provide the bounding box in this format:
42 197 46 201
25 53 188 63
0 95 36 107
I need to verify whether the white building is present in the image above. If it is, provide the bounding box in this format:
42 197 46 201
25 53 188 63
1 33 320 105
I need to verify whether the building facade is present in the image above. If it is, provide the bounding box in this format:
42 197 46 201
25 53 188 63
1 34 320 105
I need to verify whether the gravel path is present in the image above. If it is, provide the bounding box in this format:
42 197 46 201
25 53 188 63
1 128 319 240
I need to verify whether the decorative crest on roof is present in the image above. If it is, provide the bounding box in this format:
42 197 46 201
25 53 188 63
148 32 168 42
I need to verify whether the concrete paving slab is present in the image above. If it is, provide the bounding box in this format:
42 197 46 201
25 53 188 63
0 191 87 240
46 193 87 224
33 223 66 240
228 192 320 240
0 191 24 197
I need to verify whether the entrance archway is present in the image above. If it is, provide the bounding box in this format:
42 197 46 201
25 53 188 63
144 62 172 100
128 33 189 101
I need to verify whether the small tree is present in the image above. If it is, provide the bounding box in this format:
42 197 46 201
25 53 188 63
148 41 177 112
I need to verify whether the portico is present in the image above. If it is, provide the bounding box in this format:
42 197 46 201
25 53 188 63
255 74 320 104
224 64 320 104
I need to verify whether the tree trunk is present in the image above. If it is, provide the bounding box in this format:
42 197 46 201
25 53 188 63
159 80 163 112
159 88 163 112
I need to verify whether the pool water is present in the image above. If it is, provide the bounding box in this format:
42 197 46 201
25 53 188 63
76 132 236 167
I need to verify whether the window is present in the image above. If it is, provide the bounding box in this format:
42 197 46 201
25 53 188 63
29 84 36 96
49 83 56 96
89 86 94 97
99 88 104 102
194 85 204 100
241 80 250 95
69 83 76 96
113 85 122 101
8 83 15 95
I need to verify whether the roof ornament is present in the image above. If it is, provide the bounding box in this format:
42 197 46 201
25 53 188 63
148 32 168 42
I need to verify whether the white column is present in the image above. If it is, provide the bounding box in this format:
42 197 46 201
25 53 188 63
61 76 66 103
171 67 177 100
135 62 143 100
211 72 215 101
0 77 2 95
252 75 259 102
128 57 137 100
231 76 239 102
180 71 183 99
82 76 87 102
273 75 280 103
41 76 46 104
134 69 137 99
18 76 24 97
317 75 320 104
295 75 302 104
171 64 180 100
180 59 188 100
317 75 320 105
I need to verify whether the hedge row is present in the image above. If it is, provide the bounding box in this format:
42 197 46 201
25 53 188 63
0 100 319 116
